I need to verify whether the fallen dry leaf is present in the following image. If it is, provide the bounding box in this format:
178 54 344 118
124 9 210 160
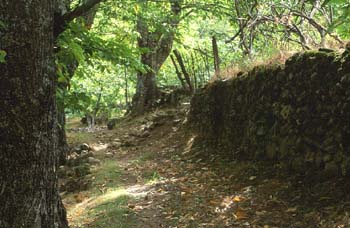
234 208 249 220
286 207 297 213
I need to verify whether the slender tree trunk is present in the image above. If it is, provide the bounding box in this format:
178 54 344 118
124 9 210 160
173 50 193 92
203 52 211 81
90 85 103 130
87 114 94 129
190 52 197 90
170 54 187 90
0 0 68 227
196 52 205 87
124 67 129 106
212 36 221 79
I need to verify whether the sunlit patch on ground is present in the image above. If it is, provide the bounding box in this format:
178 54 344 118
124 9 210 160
67 187 133 228
91 143 109 153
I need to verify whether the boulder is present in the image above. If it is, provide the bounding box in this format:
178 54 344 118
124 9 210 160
87 157 101 165
80 143 90 151
105 152 113 158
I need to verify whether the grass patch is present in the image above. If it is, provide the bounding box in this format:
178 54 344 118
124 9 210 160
67 131 97 145
66 117 98 145
67 161 137 228
93 160 123 191
130 151 157 165
66 117 84 129
87 191 135 228
143 170 161 184
68 188 136 228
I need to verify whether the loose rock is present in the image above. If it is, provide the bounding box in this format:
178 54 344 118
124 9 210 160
87 157 101 165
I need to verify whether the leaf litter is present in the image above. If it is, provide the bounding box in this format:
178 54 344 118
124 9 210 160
63 101 350 228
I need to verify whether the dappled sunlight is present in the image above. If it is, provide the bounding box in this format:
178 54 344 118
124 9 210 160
5 0 350 226
67 187 132 227
62 92 350 227
66 177 174 227
91 143 109 153
97 188 128 204
126 184 153 198
181 134 197 155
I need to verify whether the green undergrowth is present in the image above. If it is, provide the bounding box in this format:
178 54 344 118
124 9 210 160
68 160 137 228
65 117 100 145
92 160 123 191
90 195 132 228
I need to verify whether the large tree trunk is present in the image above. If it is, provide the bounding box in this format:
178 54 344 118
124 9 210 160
132 70 159 114
0 0 68 227
131 26 173 114
131 0 181 115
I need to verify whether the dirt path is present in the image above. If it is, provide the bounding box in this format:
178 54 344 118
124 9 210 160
62 103 350 228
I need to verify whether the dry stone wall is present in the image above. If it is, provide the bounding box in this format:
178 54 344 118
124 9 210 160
188 50 350 176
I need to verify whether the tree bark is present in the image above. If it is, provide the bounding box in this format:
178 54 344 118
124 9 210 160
212 36 221 79
170 54 187 90
0 0 68 227
173 50 193 92
131 0 182 115
81 0 99 28
124 67 129 106
132 69 159 114
90 84 103 130
190 52 197 90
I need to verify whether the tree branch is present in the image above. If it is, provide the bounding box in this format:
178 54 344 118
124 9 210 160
63 0 104 23
54 0 104 38
291 11 344 44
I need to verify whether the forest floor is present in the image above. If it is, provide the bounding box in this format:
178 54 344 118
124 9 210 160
60 99 350 228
